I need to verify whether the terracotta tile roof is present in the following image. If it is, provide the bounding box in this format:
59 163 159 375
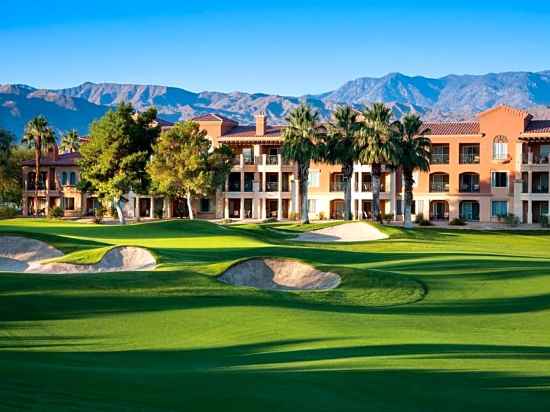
155 118 174 127
221 125 284 138
22 152 80 167
423 121 480 136
192 113 237 124
524 120 550 134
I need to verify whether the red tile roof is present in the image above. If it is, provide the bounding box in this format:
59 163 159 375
222 125 284 138
423 121 480 136
524 120 550 134
22 152 80 167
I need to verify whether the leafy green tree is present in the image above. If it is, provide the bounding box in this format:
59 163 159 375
324 106 362 220
147 121 233 220
0 145 34 205
282 104 323 224
21 116 56 215
79 103 160 224
59 129 81 153
358 103 400 223
396 113 431 228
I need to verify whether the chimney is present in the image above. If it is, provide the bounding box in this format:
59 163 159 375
255 112 267 136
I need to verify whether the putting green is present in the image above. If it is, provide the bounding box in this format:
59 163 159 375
1 218 550 411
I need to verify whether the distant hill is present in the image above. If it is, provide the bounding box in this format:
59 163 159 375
2 70 550 139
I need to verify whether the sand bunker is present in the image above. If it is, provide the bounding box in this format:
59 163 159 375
0 236 156 274
219 258 341 291
294 222 388 242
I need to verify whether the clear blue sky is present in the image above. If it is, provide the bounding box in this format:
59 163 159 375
1 0 549 95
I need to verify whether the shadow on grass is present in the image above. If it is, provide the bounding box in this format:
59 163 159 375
1 339 550 411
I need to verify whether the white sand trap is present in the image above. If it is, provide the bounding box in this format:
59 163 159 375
293 222 388 243
219 258 341 291
0 236 156 274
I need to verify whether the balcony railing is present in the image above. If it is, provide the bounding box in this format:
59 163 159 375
432 153 449 164
361 182 372 192
244 182 254 192
532 185 549 194
266 155 278 165
232 157 241 165
459 184 480 193
228 183 241 192
244 156 255 165
460 153 480 164
430 183 449 192
266 181 279 192
330 182 345 192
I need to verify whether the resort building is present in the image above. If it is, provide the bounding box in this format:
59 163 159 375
20 105 550 224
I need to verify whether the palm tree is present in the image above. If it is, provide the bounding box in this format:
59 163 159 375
324 106 361 220
397 113 431 228
59 130 80 153
22 116 56 215
358 103 400 223
282 104 323 224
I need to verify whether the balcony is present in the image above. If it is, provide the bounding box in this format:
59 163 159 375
459 153 480 164
459 184 480 193
266 181 279 192
430 182 449 192
330 181 345 192
266 155 279 165
361 182 372 192
432 153 449 164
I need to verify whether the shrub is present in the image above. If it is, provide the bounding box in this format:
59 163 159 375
414 213 425 224
289 211 299 221
154 208 164 219
318 211 326 221
0 206 18 219
540 215 550 228
418 219 433 226
262 217 277 223
110 206 118 219
504 213 520 227
383 213 394 223
449 217 466 226
93 206 105 224
48 206 64 219
219 218 232 224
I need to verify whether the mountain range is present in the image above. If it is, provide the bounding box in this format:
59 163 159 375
2 70 550 139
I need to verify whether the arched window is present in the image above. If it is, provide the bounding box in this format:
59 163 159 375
459 172 480 192
61 172 68 186
429 173 449 192
69 172 76 185
493 135 508 161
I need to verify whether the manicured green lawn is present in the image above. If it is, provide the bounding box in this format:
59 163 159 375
1 218 550 411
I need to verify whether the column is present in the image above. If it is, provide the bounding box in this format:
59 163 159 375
150 197 155 219
358 170 363 193
136 195 140 218
261 198 266 219
277 198 283 220
240 171 245 193
527 199 533 224
294 178 300 217
224 197 229 219
239 198 245 220
390 171 397 217
528 171 533 194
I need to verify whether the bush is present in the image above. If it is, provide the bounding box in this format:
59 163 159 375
110 206 118 219
318 211 326 221
414 213 425 224
504 213 520 227
93 206 105 224
154 208 164 219
0 206 18 219
262 217 277 223
418 219 433 226
219 218 232 224
540 215 550 228
48 206 64 219
383 213 394 223
449 217 466 226
289 211 299 221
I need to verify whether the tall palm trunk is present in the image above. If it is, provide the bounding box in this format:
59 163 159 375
299 162 309 224
186 192 194 220
34 135 41 216
403 167 414 229
342 161 354 220
371 163 382 223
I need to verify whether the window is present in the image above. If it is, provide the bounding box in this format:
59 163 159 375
61 172 68 185
63 197 75 210
429 173 449 192
431 144 449 164
460 201 480 221
493 135 508 161
330 173 345 192
459 173 480 192
69 172 76 185
308 171 320 188
242 148 254 164
492 172 508 188
491 201 508 218
459 144 480 164
200 198 211 212
308 199 317 213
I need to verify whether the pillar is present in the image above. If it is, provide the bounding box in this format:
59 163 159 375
150 197 155 219
136 195 140 218
527 200 533 224
261 198 266 219
224 197 229 219
239 198 245 220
